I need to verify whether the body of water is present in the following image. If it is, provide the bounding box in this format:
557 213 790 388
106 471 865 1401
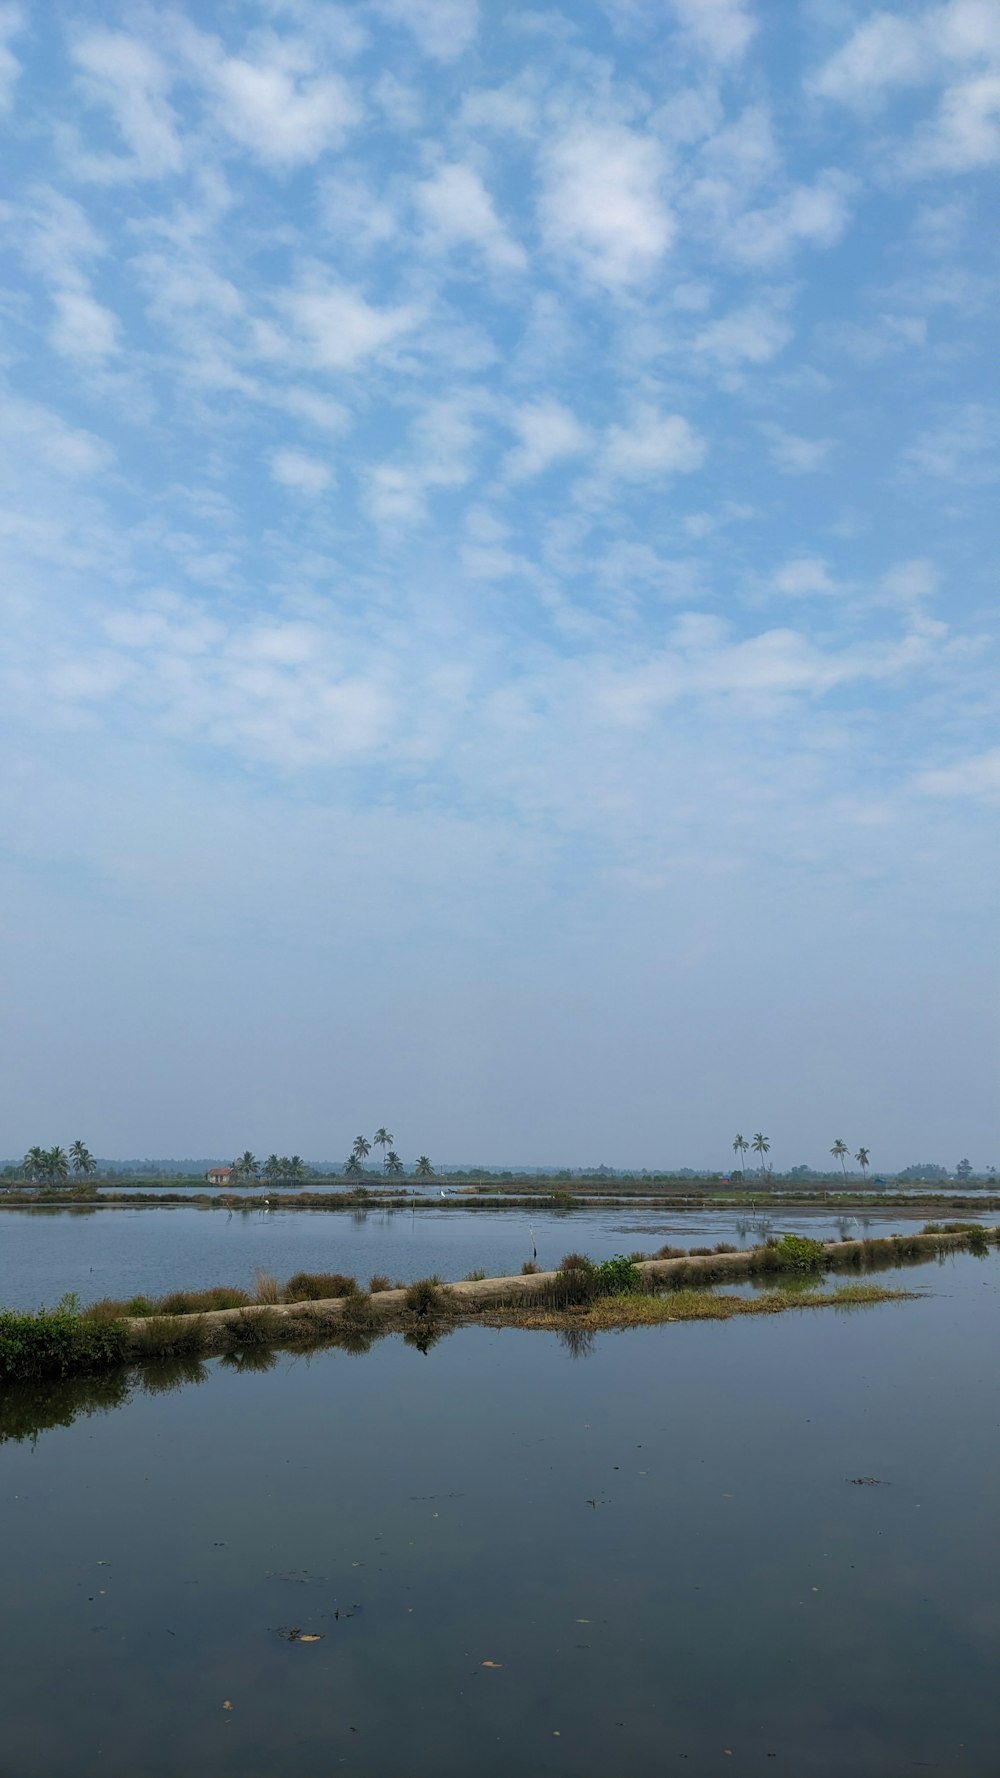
1 1250 998 1775
0 1201 991 1311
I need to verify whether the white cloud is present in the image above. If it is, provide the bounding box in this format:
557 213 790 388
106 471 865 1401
94 600 394 768
367 395 481 524
504 399 590 480
415 162 526 269
880 559 939 606
772 558 839 597
0 396 112 477
279 277 419 370
694 302 792 365
602 407 706 480
901 404 998 478
761 425 831 474
50 290 120 362
810 3 1000 174
810 2 1000 107
916 747 1000 799
667 0 756 64
721 172 854 265
72 31 184 178
0 3 23 114
904 72 1000 172
270 449 333 495
539 123 673 289
186 28 362 168
824 313 927 362
372 0 479 61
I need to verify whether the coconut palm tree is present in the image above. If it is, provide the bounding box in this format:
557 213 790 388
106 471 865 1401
263 1154 282 1183
46 1146 69 1182
830 1139 849 1177
373 1127 394 1168
286 1155 305 1183
69 1140 96 1177
345 1154 363 1177
855 1146 870 1179
352 1135 371 1171
732 1133 749 1177
751 1132 770 1175
232 1150 258 1182
384 1149 404 1175
415 1155 434 1177
23 1146 46 1182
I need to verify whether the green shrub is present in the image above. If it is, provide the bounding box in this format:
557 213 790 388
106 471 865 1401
592 1254 642 1294
0 1300 127 1382
771 1233 825 1273
967 1226 990 1256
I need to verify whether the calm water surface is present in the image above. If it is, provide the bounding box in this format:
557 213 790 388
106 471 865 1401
1 1201 991 1310
0 1251 998 1776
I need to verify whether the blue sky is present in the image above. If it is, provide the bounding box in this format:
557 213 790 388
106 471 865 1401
1 0 997 1170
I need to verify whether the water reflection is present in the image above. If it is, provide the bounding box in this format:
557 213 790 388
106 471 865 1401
0 1260 998 1778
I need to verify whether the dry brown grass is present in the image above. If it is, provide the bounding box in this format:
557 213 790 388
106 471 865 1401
480 1281 914 1331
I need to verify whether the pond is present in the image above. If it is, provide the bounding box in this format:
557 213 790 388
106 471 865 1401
0 1250 998 1776
1 1201 991 1312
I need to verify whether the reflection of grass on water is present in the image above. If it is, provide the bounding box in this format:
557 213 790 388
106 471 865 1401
491 1281 915 1332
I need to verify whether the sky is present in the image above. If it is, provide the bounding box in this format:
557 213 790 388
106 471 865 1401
1 0 997 1172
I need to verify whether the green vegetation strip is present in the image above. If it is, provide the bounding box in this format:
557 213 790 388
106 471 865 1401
0 1225 995 1384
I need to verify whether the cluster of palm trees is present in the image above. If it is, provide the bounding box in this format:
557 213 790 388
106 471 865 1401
731 1133 871 1178
224 1137 435 1183
345 1130 434 1178
227 1153 308 1184
22 1142 96 1182
831 1140 871 1178
731 1133 772 1176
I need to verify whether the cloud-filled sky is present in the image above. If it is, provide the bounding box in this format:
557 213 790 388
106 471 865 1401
1 0 997 1169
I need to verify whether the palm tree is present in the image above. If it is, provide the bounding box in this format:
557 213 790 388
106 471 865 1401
352 1135 371 1171
47 1146 69 1182
69 1140 96 1177
384 1149 404 1176
373 1127 394 1168
831 1139 849 1178
855 1146 870 1179
415 1155 434 1177
23 1146 46 1182
732 1133 749 1178
344 1154 363 1177
263 1154 282 1183
751 1132 770 1175
232 1150 258 1182
286 1155 305 1183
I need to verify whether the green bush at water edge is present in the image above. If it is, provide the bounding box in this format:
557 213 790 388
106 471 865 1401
0 1296 127 1382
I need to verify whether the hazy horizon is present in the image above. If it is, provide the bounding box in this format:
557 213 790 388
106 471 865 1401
2 2 996 1168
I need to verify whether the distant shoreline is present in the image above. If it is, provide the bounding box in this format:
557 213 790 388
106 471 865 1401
1 1183 997 1216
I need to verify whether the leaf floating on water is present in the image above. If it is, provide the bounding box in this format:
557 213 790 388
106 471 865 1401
298 1633 323 1643
222 1700 233 1711
481 1660 503 1668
